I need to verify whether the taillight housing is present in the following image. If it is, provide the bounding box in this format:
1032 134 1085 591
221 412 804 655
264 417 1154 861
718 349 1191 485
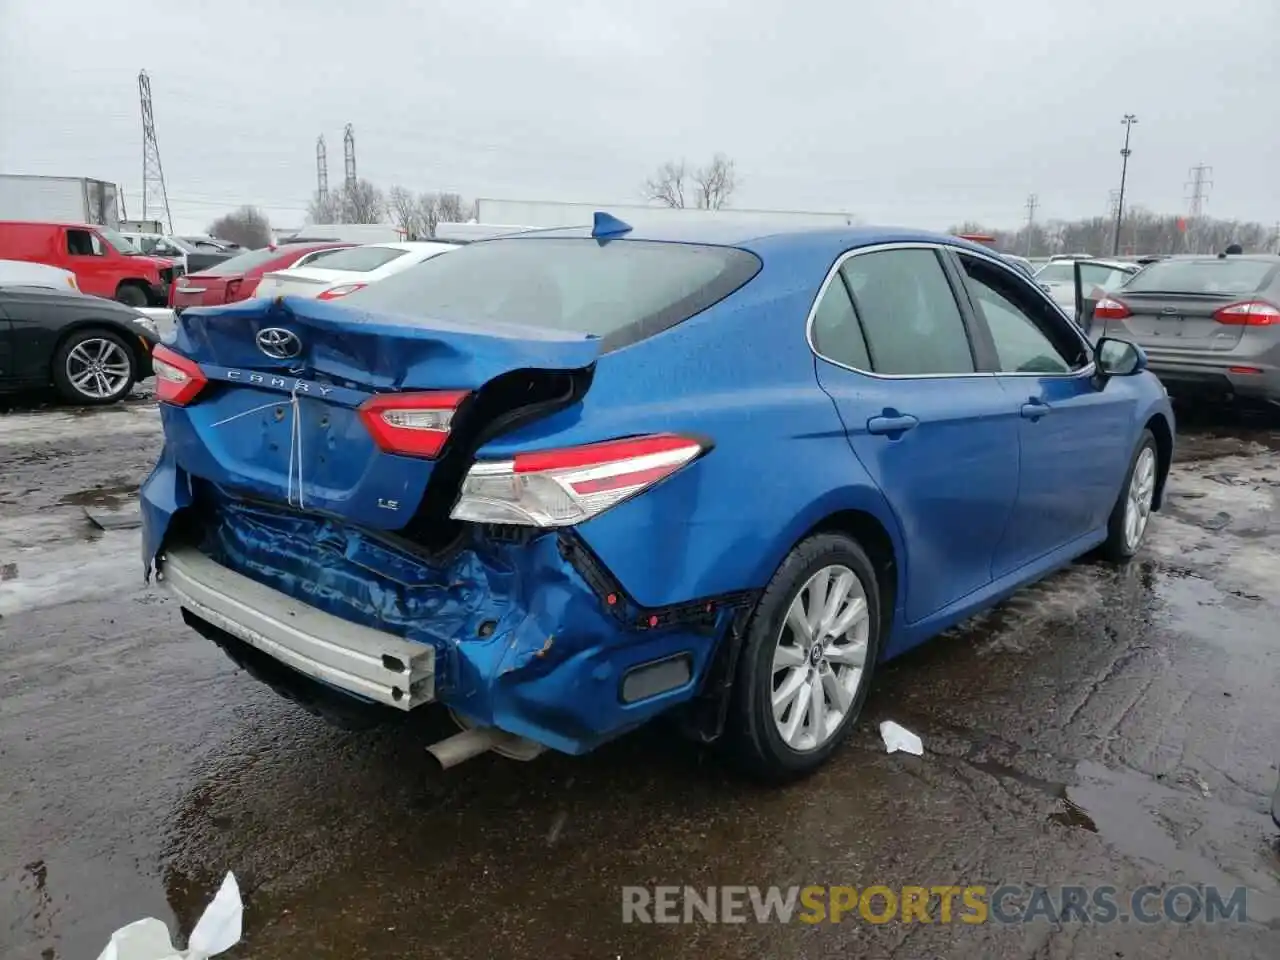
450 434 708 528
224 279 242 302
1093 297 1131 321
152 344 208 406
1212 300 1280 326
316 282 367 301
358 390 470 459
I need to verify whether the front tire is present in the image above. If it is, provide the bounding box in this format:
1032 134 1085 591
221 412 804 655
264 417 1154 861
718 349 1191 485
52 329 137 405
1099 429 1158 562
727 533 882 782
115 283 149 308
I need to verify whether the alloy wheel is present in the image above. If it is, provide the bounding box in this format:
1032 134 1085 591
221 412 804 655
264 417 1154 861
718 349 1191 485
1124 446 1156 551
65 338 132 400
770 564 871 752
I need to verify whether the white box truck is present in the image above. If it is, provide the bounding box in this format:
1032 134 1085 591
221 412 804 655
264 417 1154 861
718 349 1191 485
0 174 122 226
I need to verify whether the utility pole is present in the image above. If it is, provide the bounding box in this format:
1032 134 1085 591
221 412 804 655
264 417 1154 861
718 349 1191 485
1024 193 1039 256
343 124 357 193
1184 163 1213 253
1112 114 1137 256
1271 221 1279 254
138 70 173 234
316 136 329 207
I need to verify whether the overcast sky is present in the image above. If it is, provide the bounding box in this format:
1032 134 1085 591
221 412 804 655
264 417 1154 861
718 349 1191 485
2 0 1277 234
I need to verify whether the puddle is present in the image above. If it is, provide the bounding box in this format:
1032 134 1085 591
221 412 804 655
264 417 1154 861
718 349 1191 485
58 480 141 510
1055 759 1280 923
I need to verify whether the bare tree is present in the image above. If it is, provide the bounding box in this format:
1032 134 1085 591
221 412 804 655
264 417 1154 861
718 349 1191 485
307 191 343 224
388 186 421 238
416 192 441 238
436 192 467 224
692 153 737 210
207 206 272 248
643 160 689 208
340 179 386 224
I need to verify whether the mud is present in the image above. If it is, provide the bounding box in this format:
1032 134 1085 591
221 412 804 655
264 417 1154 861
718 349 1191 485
1 398 1277 959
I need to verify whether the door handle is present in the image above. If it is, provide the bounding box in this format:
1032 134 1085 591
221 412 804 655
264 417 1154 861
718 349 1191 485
1020 399 1051 420
866 413 919 435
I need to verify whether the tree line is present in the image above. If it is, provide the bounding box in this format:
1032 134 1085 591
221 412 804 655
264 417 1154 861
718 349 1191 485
952 208 1280 258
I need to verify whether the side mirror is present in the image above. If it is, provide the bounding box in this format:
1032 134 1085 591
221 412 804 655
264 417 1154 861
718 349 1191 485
1095 337 1146 377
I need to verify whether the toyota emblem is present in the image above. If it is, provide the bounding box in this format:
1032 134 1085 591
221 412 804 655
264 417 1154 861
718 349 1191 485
256 327 302 359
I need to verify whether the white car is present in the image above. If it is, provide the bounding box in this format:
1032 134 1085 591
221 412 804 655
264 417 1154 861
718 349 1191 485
1034 258 1139 314
0 258 79 291
253 241 457 302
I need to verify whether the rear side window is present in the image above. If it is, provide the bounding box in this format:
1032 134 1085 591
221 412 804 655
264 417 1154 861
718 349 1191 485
1123 258 1277 295
810 274 871 370
839 249 975 375
302 245 407 272
344 238 762 351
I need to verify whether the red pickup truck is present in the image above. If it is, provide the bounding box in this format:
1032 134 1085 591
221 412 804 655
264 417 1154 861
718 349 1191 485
0 220 181 306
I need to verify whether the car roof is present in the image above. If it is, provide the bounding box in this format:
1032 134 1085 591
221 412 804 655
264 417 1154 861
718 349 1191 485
494 221 995 260
1153 253 1280 263
370 241 459 253
0 219 102 230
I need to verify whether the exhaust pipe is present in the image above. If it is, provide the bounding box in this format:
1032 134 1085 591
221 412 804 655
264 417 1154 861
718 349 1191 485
426 716 546 770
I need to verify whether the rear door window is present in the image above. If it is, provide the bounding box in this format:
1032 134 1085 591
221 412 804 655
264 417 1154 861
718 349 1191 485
810 273 871 370
1122 258 1277 296
342 237 762 351
838 248 975 375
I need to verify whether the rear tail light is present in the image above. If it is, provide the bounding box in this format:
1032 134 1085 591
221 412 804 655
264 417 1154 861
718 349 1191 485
450 434 708 528
1212 300 1280 326
358 390 470 459
1093 297 1131 320
152 344 208 406
224 279 242 302
316 282 367 301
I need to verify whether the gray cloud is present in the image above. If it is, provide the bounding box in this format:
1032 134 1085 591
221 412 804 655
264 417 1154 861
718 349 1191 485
2 0 1277 233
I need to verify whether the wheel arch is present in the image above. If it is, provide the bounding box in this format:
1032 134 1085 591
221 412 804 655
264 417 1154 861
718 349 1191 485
756 488 905 649
1143 411 1173 510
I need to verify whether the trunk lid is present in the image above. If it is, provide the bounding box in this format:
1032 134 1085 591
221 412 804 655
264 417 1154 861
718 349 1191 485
172 274 231 309
255 266 361 300
1108 292 1244 352
161 296 598 534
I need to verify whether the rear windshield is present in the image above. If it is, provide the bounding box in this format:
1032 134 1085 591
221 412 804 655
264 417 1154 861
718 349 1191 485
1122 258 1277 296
343 237 762 350
198 246 295 276
1034 262 1075 284
300 245 407 273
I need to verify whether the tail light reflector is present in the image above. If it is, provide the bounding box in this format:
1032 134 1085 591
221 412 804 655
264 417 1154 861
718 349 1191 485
316 282 367 301
358 390 470 459
451 434 708 528
1212 301 1280 326
1093 297 1131 321
152 344 208 406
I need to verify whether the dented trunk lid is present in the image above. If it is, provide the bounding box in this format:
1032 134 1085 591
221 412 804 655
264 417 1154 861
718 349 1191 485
160 296 599 531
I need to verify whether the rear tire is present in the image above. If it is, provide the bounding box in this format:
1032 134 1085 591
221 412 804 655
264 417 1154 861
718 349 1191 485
726 533 881 783
1098 429 1158 562
51 329 137 405
115 283 149 308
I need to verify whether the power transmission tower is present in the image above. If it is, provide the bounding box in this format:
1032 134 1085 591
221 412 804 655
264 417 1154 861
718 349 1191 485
1112 114 1137 256
138 70 173 234
343 124 357 192
316 135 329 206
1024 193 1039 256
1183 164 1213 253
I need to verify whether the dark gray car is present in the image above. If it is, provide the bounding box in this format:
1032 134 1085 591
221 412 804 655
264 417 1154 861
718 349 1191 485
1093 254 1280 406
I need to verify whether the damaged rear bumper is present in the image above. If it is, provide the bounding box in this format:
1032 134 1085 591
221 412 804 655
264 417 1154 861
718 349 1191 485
142 452 746 756
161 546 435 710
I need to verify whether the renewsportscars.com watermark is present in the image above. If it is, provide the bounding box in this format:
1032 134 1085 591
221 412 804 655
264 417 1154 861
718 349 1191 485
621 884 1251 926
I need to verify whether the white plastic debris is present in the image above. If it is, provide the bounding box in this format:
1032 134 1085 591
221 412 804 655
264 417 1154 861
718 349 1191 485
879 720 924 756
97 872 242 960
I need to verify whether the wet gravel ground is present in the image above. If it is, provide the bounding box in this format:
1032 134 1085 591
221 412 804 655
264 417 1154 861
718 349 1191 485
2 392 1278 959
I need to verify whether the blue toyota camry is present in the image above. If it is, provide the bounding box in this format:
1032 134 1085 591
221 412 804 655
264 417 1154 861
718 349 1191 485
140 216 1174 781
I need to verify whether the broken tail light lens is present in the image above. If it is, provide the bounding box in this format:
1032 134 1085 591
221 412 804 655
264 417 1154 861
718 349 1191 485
316 282 367 301
1092 297 1131 321
1212 300 1280 326
152 344 208 406
358 390 470 459
451 434 708 527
